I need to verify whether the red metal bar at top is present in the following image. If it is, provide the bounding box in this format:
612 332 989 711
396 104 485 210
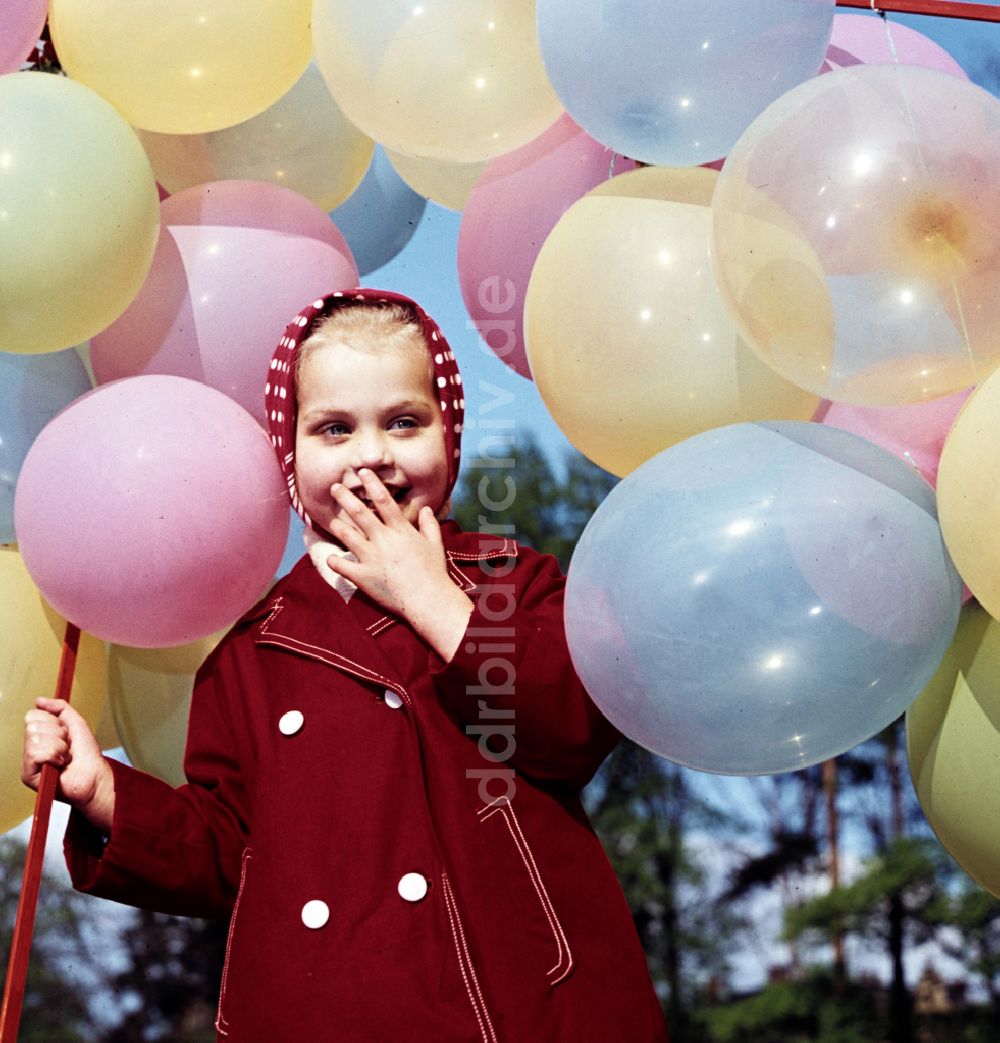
836 0 1000 21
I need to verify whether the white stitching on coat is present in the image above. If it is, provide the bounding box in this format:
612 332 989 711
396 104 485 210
441 872 498 1043
215 847 254 1035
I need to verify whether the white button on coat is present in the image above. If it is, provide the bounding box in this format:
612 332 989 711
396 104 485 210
383 689 404 710
301 899 329 929
278 710 304 735
398 872 429 902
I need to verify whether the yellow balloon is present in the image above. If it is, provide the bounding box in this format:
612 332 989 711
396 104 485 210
49 0 311 134
523 166 820 477
138 64 373 211
0 73 159 354
312 0 562 163
713 65 1000 406
937 371 1000 618
384 149 485 212
0 547 107 835
108 634 223 787
907 601 1000 897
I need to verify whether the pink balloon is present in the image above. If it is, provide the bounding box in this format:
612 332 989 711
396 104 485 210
821 13 968 79
816 387 972 488
90 180 358 425
458 115 636 378
14 376 289 647
0 0 47 74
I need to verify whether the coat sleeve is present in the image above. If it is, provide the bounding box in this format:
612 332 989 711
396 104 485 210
64 637 255 919
430 544 620 789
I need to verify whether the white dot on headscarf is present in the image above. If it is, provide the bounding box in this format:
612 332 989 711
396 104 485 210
434 353 443 364
431 330 439 341
437 376 446 388
312 299 325 309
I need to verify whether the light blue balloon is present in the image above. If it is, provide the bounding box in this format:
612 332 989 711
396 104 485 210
276 509 306 578
565 421 962 776
1 348 93 543
536 0 835 166
330 146 427 276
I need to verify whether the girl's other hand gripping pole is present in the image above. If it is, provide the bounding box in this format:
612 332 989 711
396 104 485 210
0 621 81 1043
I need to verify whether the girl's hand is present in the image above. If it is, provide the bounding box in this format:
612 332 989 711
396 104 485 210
324 469 473 661
22 698 115 832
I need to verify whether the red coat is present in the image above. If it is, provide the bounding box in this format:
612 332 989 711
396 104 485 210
66 523 668 1042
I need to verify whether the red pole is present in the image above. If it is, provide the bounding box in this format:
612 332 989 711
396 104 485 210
0 622 82 1043
836 0 1000 22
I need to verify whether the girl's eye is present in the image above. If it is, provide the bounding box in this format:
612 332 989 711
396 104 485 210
321 422 350 437
390 417 418 431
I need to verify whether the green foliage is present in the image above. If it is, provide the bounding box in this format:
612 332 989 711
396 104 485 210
696 969 880 1043
0 836 99 1041
784 835 946 947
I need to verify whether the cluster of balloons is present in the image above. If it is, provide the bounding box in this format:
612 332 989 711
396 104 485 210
2 0 999 902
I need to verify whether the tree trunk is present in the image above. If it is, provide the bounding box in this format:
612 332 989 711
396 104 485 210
822 758 846 987
886 722 913 1043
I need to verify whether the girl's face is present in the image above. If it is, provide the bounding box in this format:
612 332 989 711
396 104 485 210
293 336 449 533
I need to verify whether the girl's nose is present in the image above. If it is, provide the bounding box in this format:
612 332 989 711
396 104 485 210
352 430 391 470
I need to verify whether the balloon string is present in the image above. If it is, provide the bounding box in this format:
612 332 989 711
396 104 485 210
0 622 81 1043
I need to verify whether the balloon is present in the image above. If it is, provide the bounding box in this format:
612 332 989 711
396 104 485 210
907 601 1000 898
88 180 358 425
712 65 1000 405
330 147 427 276
312 0 562 162
524 167 820 477
137 63 373 211
48 0 311 134
822 13 968 79
458 114 637 378
564 421 962 776
937 369 1000 619
818 388 971 489
0 0 47 74
14 376 289 647
0 72 160 354
384 149 485 213
536 0 834 167
108 634 224 787
1 349 94 542
0 547 107 834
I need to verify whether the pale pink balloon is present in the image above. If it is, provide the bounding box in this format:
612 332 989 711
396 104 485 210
90 180 358 424
14 376 289 648
816 387 972 488
0 0 47 74
458 115 636 378
821 13 968 79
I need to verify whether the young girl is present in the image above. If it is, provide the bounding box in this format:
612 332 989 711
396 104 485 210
23 289 668 1042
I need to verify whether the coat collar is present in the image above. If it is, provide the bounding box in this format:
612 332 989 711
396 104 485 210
241 522 516 697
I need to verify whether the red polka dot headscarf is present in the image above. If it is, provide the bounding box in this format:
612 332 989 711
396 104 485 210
265 288 465 530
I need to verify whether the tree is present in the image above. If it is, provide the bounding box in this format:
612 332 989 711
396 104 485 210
0 836 101 1041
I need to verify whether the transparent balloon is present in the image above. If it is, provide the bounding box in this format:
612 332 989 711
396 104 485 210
536 0 834 166
937 368 1000 619
0 73 159 354
49 0 311 133
89 180 358 425
907 601 1000 898
524 167 819 477
0 0 47 74
459 114 636 378
0 349 94 542
109 634 224 787
14 376 289 648
713 64 1000 405
330 147 427 276
0 547 107 834
312 0 562 162
137 63 373 211
564 421 962 775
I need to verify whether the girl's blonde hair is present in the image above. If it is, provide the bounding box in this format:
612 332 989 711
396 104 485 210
295 301 430 388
